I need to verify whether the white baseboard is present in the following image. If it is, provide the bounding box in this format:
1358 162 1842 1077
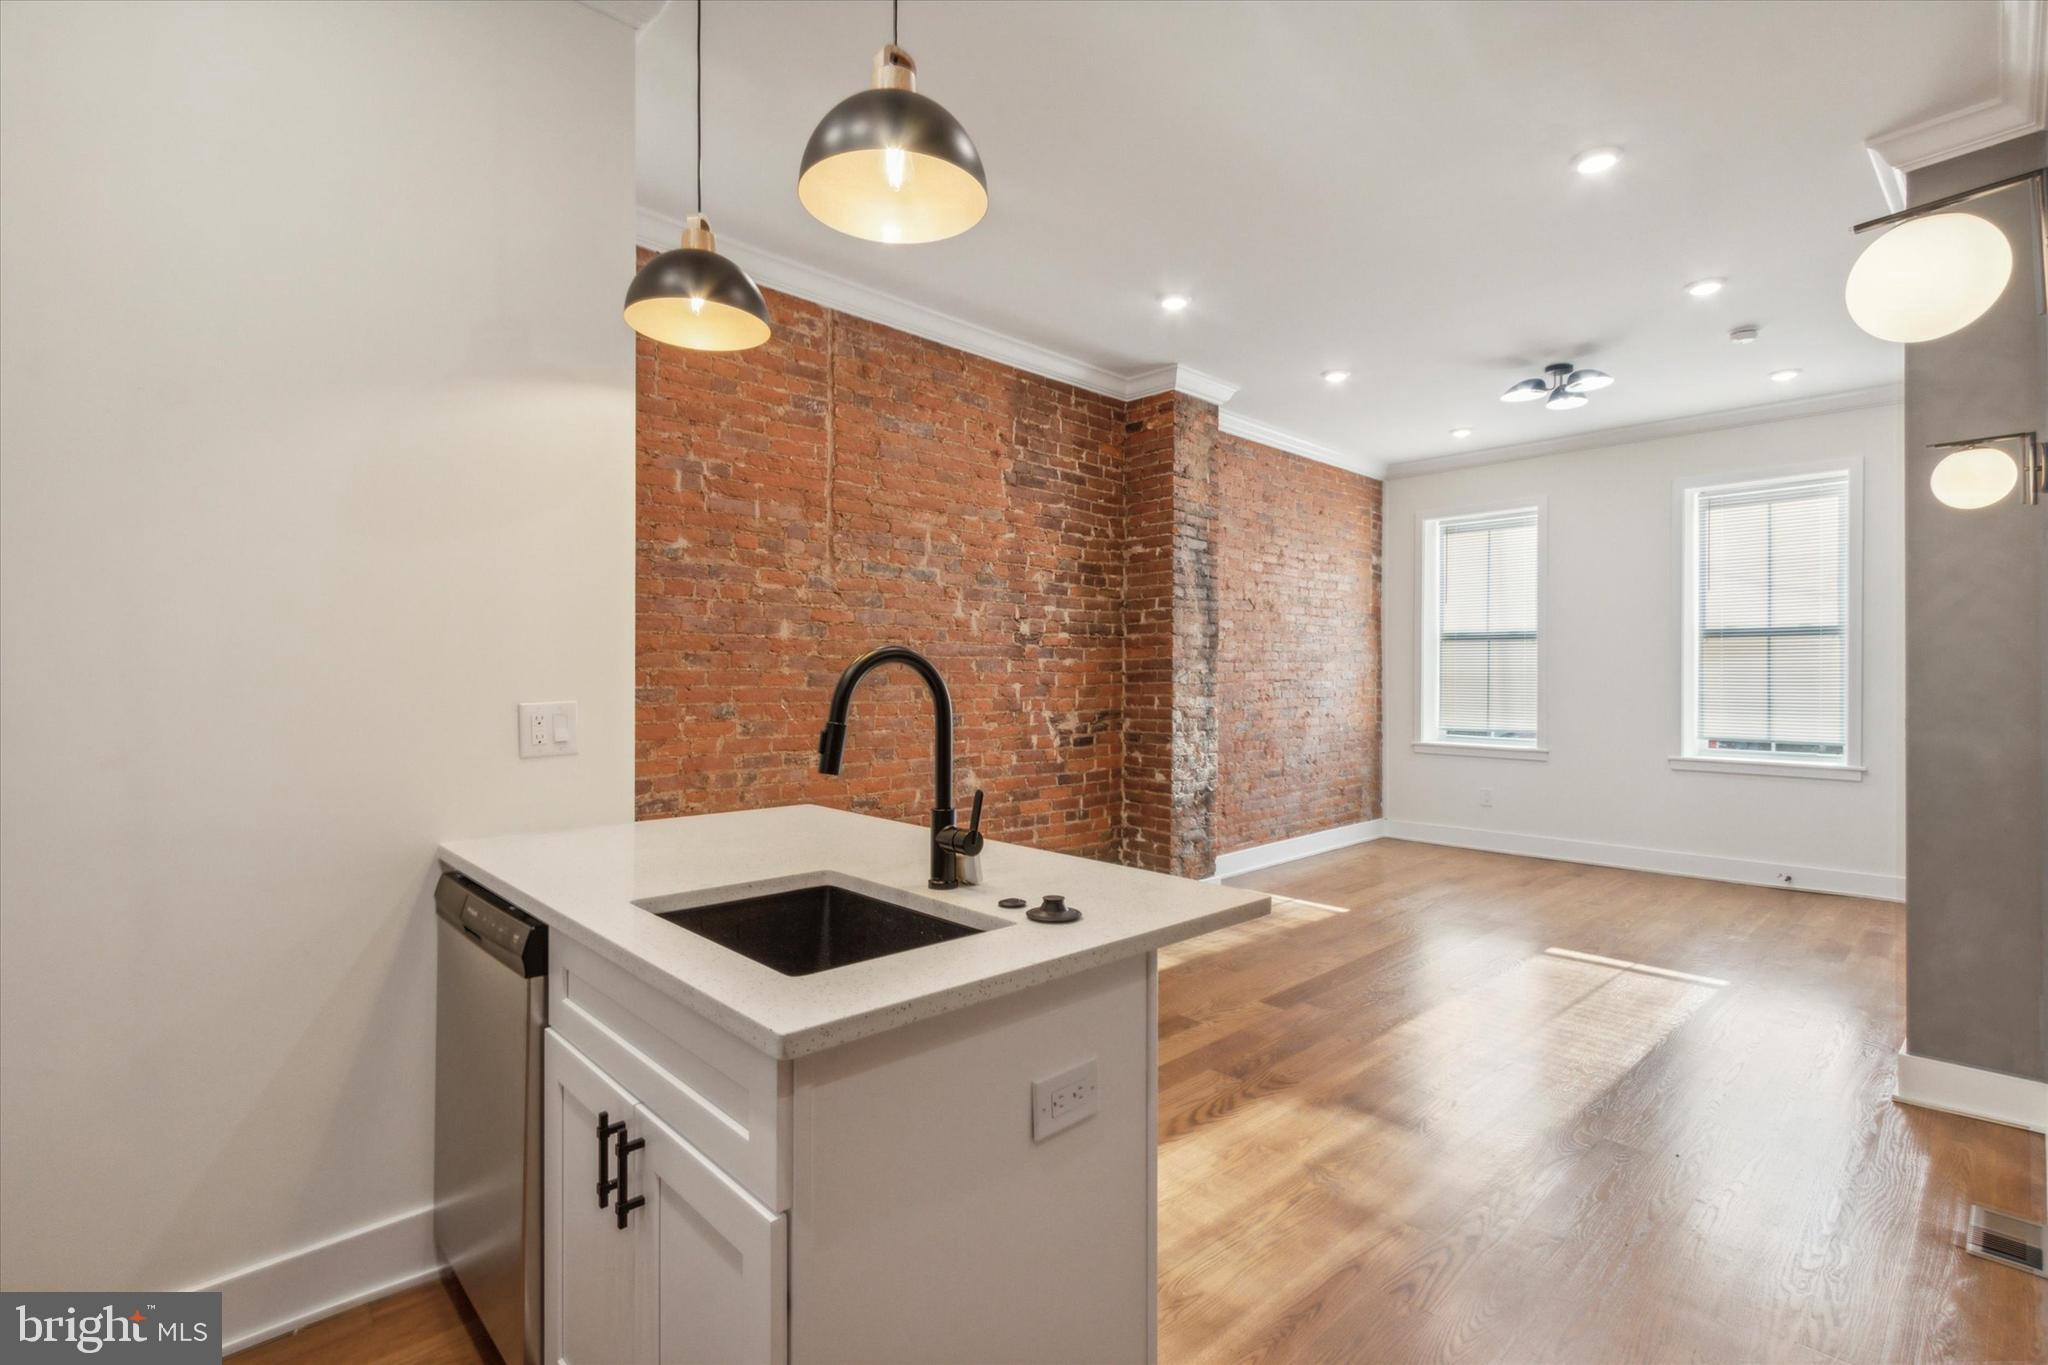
1209 819 1386 880
197 1203 445 1354
1894 1046 2048 1134
1379 819 1904 901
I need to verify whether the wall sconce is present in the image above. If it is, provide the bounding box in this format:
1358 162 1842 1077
1928 431 2043 510
1845 166 2045 343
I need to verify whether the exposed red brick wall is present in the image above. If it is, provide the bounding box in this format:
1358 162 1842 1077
636 261 1382 872
1214 433 1383 854
637 280 1124 858
1119 392 1175 871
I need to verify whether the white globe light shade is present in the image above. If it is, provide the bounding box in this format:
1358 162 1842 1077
1929 445 2019 510
1845 213 2013 343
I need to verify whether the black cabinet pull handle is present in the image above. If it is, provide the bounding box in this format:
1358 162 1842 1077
596 1110 626 1208
614 1126 647 1230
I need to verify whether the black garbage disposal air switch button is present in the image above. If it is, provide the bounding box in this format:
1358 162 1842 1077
998 897 1028 910
1027 895 1082 924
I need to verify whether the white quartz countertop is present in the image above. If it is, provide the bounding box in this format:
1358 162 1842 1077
438 805 1268 1059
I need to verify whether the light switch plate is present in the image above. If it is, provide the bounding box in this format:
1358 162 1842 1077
517 701 578 758
1031 1058 1098 1142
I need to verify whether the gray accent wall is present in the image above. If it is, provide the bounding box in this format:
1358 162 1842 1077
1902 132 2048 1084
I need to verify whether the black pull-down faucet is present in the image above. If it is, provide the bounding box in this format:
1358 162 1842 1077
818 645 984 889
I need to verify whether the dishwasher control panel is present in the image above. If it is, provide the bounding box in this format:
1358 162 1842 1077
435 872 547 977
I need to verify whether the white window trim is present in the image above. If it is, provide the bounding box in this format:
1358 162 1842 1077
1670 459 1864 779
1414 497 1548 758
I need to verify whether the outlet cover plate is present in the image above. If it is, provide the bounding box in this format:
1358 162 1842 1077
518 701 578 759
1031 1058 1098 1142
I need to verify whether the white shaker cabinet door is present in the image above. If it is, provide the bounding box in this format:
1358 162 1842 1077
544 1029 656 1365
638 1104 789 1365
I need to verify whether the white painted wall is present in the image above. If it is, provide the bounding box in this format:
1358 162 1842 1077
1383 403 1905 898
0 0 634 1340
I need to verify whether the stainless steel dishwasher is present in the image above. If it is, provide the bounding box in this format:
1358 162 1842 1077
434 871 546 1365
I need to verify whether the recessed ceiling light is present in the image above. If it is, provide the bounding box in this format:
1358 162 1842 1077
1449 428 1474 439
1159 294 1190 313
1685 278 1726 298
1770 368 1802 383
1573 147 1622 176
1729 325 1759 344
1322 369 1351 385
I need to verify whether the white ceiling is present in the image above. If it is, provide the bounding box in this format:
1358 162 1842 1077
634 1 2022 471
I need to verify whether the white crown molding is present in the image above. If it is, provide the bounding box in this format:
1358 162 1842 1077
1218 409 1388 480
634 208 1416 486
579 0 669 31
1121 364 1238 406
638 205 1143 399
1384 383 1904 479
1865 0 2045 193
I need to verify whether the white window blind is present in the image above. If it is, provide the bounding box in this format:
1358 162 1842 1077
1690 472 1849 760
1432 508 1539 744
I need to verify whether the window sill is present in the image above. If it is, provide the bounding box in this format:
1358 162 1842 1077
1412 741 1550 761
1667 755 1865 782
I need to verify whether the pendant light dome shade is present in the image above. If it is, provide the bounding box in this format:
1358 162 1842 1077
625 216 772 351
1845 212 2012 343
1930 445 2020 509
799 45 987 244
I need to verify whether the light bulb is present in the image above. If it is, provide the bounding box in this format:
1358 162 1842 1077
1846 212 2013 343
1770 368 1801 383
688 297 705 315
1930 446 2019 509
883 147 907 191
1160 294 1191 313
1574 147 1621 176
1323 369 1351 385
1449 428 1474 439
1685 278 1725 298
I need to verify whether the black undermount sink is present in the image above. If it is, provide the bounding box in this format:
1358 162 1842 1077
657 884 987 976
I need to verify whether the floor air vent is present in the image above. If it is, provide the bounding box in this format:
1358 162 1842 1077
1966 1205 2046 1277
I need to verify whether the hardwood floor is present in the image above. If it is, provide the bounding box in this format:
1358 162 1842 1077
230 1273 494 1365
236 839 2044 1362
1159 840 2044 1364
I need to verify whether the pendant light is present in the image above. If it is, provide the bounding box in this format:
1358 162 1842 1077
625 0 772 352
1844 166 2043 344
798 0 988 244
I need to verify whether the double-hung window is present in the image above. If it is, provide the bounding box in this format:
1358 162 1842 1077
1418 505 1542 753
1678 467 1861 775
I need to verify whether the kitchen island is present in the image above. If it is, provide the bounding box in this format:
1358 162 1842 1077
438 803 1268 1365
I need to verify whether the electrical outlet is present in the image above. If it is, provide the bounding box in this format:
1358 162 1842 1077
1031 1058 1098 1142
517 701 578 758
1479 787 1493 808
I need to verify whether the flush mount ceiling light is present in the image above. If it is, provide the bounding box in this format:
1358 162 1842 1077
1502 362 1613 411
1322 369 1352 385
1845 166 2043 342
1573 146 1622 176
1770 368 1802 383
1729 325 1759 344
1685 278 1726 298
1159 293 1191 313
624 0 771 352
798 0 988 244
1449 428 1474 439
1928 431 2043 510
